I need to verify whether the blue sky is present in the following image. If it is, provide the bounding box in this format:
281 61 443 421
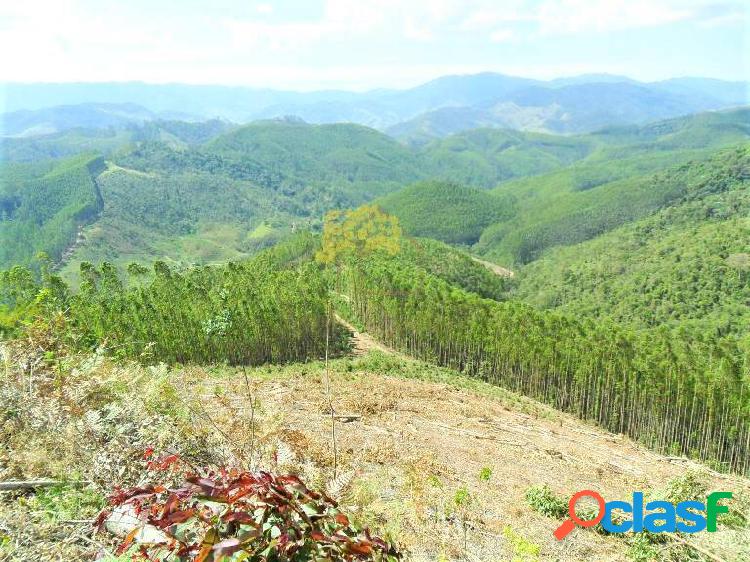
1 0 746 90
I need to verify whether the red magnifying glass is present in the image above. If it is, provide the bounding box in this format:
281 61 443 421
553 490 606 540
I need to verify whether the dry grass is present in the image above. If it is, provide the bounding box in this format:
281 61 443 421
1 332 748 561
171 352 750 561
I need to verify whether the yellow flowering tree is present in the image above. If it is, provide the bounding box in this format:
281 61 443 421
317 205 402 264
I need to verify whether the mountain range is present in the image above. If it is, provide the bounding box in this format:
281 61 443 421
2 73 746 139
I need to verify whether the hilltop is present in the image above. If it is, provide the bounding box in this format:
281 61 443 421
3 333 748 561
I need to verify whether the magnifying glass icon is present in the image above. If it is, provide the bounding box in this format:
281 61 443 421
553 490 606 540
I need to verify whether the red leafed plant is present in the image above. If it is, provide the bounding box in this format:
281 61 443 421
95 453 401 561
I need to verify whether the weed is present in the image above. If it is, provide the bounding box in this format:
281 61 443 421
524 485 567 519
502 526 541 562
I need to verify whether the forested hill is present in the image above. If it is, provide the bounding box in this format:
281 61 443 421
0 154 104 268
0 109 748 276
511 145 750 338
0 118 595 271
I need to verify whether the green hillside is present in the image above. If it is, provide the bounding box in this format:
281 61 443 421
587 107 750 152
204 119 424 202
512 145 750 338
57 162 295 280
0 119 234 162
0 154 104 267
472 109 750 259
479 146 748 264
377 180 513 245
0 128 135 162
2 109 748 278
418 128 593 187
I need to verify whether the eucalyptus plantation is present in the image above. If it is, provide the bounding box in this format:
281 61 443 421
340 251 750 476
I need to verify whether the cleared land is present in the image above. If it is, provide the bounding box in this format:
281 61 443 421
1 329 748 561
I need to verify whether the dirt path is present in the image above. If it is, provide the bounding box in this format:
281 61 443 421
334 313 403 357
471 255 514 277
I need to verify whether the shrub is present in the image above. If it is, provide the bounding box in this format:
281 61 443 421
524 485 567 519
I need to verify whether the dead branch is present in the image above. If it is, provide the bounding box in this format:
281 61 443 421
0 480 89 491
415 418 525 446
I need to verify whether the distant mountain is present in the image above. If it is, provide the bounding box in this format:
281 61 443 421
1 83 361 123
652 77 748 106
546 73 638 87
247 74 540 129
4 74 746 138
0 103 156 137
388 82 740 141
254 75 748 133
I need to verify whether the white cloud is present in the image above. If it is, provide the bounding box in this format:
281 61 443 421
460 4 535 31
256 3 273 15
489 29 516 43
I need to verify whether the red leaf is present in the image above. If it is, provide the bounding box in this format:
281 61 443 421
310 531 328 542
162 493 180 515
222 511 256 524
153 508 196 529
116 526 140 555
345 540 374 555
335 513 350 526
93 509 111 531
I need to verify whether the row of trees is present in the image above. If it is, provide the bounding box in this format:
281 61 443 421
2 237 346 365
341 252 750 476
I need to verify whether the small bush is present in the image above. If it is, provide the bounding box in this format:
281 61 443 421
524 485 567 519
478 467 492 483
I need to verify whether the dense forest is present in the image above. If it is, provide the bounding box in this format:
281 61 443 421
513 146 750 338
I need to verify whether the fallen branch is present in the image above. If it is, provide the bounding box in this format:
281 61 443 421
0 480 85 491
333 414 361 422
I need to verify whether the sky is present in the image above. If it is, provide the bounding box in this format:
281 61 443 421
0 0 746 90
